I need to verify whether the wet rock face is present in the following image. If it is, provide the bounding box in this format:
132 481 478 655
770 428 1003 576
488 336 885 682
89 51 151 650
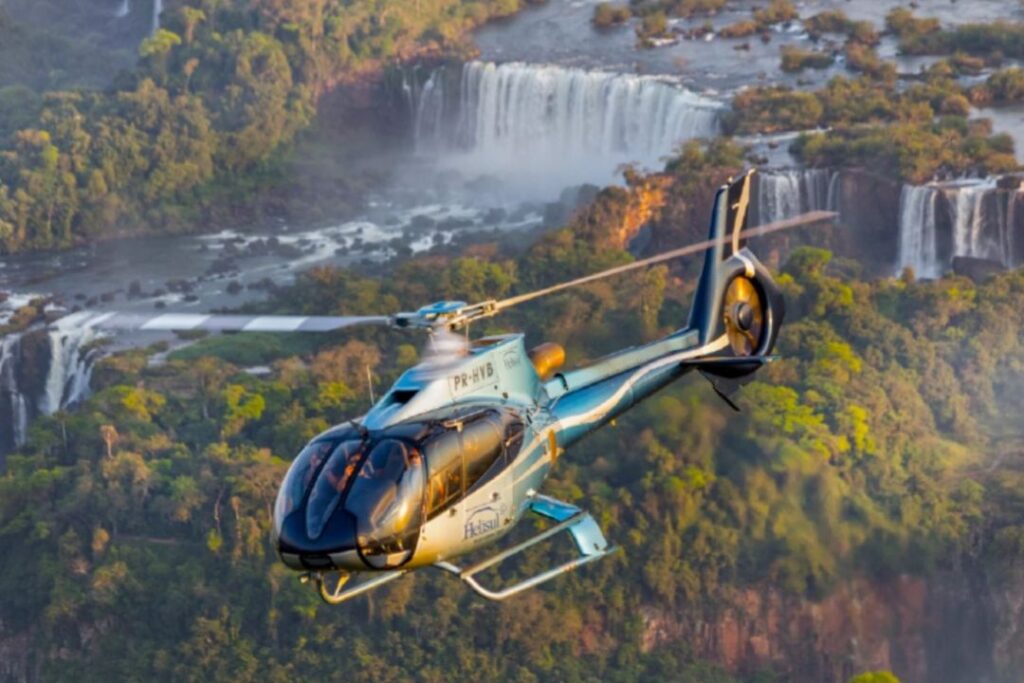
833 169 903 269
640 566 1024 683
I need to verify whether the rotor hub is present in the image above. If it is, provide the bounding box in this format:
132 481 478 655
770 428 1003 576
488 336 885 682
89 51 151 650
732 301 755 331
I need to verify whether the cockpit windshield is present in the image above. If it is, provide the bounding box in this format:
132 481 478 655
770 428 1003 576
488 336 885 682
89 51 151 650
305 440 365 540
273 439 336 536
274 407 526 569
345 439 425 569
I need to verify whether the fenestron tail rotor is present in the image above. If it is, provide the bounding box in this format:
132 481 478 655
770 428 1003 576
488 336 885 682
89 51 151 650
722 277 764 356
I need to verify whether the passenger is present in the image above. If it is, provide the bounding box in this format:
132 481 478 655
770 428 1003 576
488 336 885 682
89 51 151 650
302 440 333 490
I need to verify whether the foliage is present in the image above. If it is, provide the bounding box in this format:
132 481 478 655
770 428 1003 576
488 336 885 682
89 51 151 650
730 63 1021 182
848 673 901 683
730 86 824 134
635 12 671 46
628 0 726 20
3 140 1023 680
0 0 536 255
803 10 879 45
889 10 1024 60
718 20 758 39
971 67 1024 105
793 118 1017 183
780 46 834 73
753 0 798 29
593 2 631 28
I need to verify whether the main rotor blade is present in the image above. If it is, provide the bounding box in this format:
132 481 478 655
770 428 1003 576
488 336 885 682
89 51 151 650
60 311 392 333
493 210 836 313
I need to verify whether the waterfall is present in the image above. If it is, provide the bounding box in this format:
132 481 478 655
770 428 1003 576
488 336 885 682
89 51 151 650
414 71 445 153
0 335 28 449
756 169 839 225
151 0 162 34
414 61 724 190
897 178 1016 278
115 0 129 18
39 326 100 417
898 184 941 278
946 179 1000 262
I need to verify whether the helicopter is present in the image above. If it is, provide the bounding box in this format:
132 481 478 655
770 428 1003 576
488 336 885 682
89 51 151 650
65 170 834 604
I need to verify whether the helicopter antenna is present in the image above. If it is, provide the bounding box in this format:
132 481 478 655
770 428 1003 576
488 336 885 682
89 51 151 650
365 365 376 405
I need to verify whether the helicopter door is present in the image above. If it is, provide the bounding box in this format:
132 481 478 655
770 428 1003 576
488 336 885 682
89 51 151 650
461 413 515 541
344 439 426 569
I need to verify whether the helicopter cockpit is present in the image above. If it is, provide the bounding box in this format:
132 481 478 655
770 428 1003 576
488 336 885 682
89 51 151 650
274 406 525 571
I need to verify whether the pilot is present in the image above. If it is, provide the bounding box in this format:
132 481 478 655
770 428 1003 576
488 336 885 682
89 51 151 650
325 441 363 493
302 440 334 490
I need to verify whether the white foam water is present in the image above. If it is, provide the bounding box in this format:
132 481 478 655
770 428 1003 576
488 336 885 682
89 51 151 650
151 0 162 34
415 61 724 192
0 334 28 448
39 325 101 417
898 178 1016 278
756 169 839 225
898 184 941 279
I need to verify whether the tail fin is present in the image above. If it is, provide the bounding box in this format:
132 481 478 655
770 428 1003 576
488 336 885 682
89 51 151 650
684 170 786 407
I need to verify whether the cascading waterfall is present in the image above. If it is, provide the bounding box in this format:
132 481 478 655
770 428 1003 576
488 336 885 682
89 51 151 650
0 335 29 449
946 178 1001 262
756 169 839 225
0 320 103 455
414 61 724 190
39 326 100 417
898 178 1018 278
151 0 162 34
414 71 445 154
898 184 941 278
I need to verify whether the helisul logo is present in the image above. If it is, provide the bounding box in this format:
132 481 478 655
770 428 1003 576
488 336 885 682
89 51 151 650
464 505 500 540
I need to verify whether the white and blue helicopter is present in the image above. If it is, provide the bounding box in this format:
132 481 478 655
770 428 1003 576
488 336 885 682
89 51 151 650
69 171 833 604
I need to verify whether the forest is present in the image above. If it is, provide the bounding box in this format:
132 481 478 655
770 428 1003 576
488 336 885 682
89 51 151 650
1 143 1022 681
0 0 535 254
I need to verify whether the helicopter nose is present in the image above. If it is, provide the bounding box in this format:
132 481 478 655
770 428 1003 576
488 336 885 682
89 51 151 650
276 509 363 572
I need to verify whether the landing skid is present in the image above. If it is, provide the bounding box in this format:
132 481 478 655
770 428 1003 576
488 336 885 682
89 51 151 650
303 493 616 605
434 492 617 601
305 568 409 605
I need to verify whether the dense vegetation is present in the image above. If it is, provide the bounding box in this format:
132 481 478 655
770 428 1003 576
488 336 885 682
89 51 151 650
1 144 1022 681
888 8 1024 61
0 0 537 255
731 64 1018 182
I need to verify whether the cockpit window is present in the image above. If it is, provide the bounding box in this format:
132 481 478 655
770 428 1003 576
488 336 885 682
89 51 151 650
273 439 336 535
425 431 463 519
305 439 366 540
462 415 503 492
345 439 425 569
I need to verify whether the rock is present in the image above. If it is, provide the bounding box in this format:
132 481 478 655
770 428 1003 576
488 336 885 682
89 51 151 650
952 256 1006 281
484 207 508 224
409 214 436 231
